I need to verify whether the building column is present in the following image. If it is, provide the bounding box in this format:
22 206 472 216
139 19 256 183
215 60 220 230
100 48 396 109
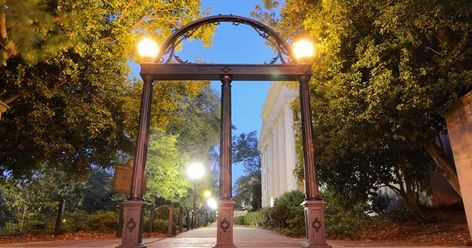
261 153 267 207
278 112 287 193
284 103 298 191
271 126 280 198
298 76 330 248
268 131 275 206
215 75 236 248
445 91 472 241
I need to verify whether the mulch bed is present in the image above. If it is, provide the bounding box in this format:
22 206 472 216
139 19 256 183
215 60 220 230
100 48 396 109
356 211 471 246
0 231 167 244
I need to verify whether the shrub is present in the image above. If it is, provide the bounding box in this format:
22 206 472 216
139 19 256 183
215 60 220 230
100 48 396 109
234 216 245 225
62 210 117 233
0 221 24 235
281 207 305 237
244 211 263 226
63 210 91 232
87 211 117 232
153 219 168 233
274 191 305 208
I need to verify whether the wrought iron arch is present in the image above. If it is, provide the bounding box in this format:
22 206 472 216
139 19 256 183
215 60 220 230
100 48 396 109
156 15 297 64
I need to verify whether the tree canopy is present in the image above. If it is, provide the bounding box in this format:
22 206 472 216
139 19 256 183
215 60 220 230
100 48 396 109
256 0 472 211
0 0 214 177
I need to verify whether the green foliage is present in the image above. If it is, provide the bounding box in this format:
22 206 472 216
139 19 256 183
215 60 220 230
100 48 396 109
274 190 304 208
82 168 115 213
0 0 212 177
0 210 118 235
167 87 220 161
234 210 265 226
152 219 168 233
62 210 116 233
86 211 117 232
321 190 371 238
0 165 86 231
144 131 190 204
235 191 306 237
233 131 262 211
62 210 91 232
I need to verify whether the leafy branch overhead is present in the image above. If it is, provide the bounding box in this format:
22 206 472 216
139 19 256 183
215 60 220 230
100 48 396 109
0 0 216 176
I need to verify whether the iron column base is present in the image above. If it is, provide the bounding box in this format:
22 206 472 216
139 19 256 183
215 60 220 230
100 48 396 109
301 200 331 248
118 200 146 248
214 199 236 248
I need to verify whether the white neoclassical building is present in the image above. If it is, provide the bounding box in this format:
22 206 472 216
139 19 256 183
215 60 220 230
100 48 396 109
258 82 303 208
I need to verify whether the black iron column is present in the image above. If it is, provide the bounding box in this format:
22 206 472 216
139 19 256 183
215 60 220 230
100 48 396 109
119 74 154 248
299 76 330 248
215 75 236 248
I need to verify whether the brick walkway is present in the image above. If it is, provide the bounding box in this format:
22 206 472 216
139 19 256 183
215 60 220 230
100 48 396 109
1 225 467 247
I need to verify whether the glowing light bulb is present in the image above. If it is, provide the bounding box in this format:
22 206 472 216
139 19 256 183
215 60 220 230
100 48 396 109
137 38 159 59
207 197 217 210
186 162 205 180
293 39 314 60
204 190 212 198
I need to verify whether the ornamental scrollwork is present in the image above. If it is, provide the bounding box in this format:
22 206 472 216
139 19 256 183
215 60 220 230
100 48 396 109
157 15 295 65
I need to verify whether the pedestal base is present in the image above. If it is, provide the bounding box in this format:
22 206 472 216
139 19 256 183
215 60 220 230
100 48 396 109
301 200 331 248
214 199 236 248
118 200 146 248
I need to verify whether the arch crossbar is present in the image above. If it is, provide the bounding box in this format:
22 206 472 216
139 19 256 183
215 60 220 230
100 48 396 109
156 15 297 64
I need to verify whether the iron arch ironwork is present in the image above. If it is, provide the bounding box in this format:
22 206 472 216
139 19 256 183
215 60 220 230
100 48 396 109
156 15 297 64
120 14 330 248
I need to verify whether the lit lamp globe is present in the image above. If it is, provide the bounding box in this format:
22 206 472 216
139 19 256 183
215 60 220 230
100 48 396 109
293 39 314 62
207 197 218 210
137 37 159 59
186 162 206 180
203 190 212 198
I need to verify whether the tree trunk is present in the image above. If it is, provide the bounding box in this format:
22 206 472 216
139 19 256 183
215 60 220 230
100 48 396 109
404 188 421 213
148 207 156 233
425 143 461 197
20 205 28 232
184 208 190 231
178 207 183 234
116 203 124 238
167 204 174 236
54 199 65 236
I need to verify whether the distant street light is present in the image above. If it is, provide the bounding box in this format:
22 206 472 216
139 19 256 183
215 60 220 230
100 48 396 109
186 162 206 180
207 197 217 210
186 162 206 229
203 190 212 198
293 39 314 60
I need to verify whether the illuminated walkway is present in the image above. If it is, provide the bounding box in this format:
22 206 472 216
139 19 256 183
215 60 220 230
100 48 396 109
4 225 466 247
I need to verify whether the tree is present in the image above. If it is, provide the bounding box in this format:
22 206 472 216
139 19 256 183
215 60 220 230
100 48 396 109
81 168 115 213
255 0 472 211
144 130 190 204
0 0 213 176
233 131 262 210
167 87 221 161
